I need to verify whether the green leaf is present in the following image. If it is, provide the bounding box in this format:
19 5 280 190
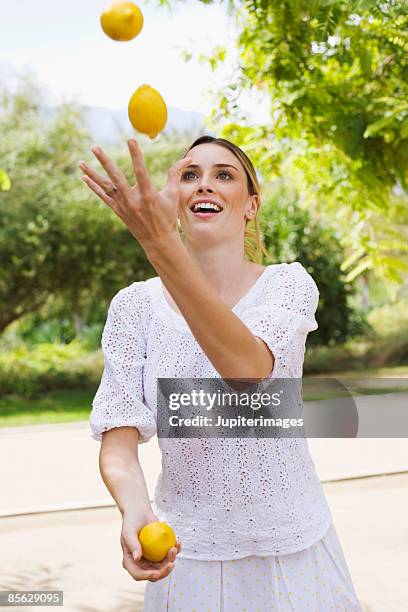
0 169 11 191
340 246 366 272
344 257 372 282
377 239 408 252
363 105 408 138
377 255 408 272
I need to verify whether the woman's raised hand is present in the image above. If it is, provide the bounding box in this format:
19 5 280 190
121 509 182 583
78 140 191 252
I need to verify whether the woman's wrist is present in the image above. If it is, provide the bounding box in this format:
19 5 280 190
121 505 156 523
144 231 185 265
100 459 153 520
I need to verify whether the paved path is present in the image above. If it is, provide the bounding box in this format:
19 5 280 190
1 474 407 611
1 392 407 611
1 393 407 517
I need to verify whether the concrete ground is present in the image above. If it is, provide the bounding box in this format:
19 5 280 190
1 392 408 611
1 474 408 611
2 392 407 517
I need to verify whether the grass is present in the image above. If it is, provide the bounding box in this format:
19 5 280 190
0 365 407 428
303 365 408 400
305 365 408 378
0 389 95 428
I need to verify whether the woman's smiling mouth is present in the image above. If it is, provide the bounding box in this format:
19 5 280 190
189 200 224 217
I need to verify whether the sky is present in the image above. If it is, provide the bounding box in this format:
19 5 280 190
0 0 270 122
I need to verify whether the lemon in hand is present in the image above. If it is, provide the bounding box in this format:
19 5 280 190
100 1 143 41
128 84 168 139
138 521 177 563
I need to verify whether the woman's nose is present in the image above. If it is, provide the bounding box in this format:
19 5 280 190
197 184 215 193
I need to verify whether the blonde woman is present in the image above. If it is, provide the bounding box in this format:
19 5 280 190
80 135 362 611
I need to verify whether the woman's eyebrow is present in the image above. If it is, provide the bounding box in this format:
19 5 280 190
185 163 238 170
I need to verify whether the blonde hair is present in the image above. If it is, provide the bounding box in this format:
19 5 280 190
182 135 269 265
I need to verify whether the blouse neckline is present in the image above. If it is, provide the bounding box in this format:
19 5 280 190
157 264 278 327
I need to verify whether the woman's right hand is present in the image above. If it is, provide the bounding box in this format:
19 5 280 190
120 509 182 582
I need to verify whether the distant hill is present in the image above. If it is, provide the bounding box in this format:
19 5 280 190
40 104 210 144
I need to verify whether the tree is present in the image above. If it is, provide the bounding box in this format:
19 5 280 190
0 77 200 333
160 0 408 298
259 181 370 346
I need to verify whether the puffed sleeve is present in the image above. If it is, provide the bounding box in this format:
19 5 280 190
240 262 319 378
89 284 157 444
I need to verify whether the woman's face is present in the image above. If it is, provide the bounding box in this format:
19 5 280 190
178 143 259 246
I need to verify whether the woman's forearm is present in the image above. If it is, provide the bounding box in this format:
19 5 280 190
99 453 152 517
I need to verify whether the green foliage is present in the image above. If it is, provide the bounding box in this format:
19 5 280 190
259 181 372 345
1 75 369 350
0 77 199 334
305 328 408 373
8 311 104 351
0 389 96 428
305 342 359 374
0 78 153 333
0 340 103 397
162 0 408 297
0 168 11 191
367 297 408 337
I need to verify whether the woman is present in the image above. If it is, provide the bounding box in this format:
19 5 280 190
81 135 362 611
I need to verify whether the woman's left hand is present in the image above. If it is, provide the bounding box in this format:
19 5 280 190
78 139 192 252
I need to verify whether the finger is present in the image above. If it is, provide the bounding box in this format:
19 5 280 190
123 557 162 582
149 561 175 582
146 548 176 569
163 541 180 562
80 175 116 208
156 540 180 565
156 548 176 566
166 157 193 195
91 146 130 194
133 556 174 582
171 540 181 559
127 139 155 200
122 548 163 581
78 160 114 193
157 562 175 580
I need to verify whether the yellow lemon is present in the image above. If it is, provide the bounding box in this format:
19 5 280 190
138 521 177 563
128 84 168 139
100 1 143 42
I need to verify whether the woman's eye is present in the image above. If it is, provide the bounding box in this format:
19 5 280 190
182 171 196 180
182 171 232 180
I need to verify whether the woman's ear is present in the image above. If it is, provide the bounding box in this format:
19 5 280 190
246 194 259 219
252 193 260 212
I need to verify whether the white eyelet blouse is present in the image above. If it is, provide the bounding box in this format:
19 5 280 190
89 261 333 560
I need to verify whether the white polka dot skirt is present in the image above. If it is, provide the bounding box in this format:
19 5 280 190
142 523 362 611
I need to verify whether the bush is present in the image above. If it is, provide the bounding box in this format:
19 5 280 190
304 341 370 374
259 182 372 347
367 298 408 339
304 328 408 374
364 329 408 369
0 341 103 397
2 328 407 398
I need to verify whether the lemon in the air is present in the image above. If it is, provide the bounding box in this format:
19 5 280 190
128 84 168 139
100 1 144 41
138 521 177 563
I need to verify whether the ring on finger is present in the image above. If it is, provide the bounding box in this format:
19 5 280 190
104 185 118 197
